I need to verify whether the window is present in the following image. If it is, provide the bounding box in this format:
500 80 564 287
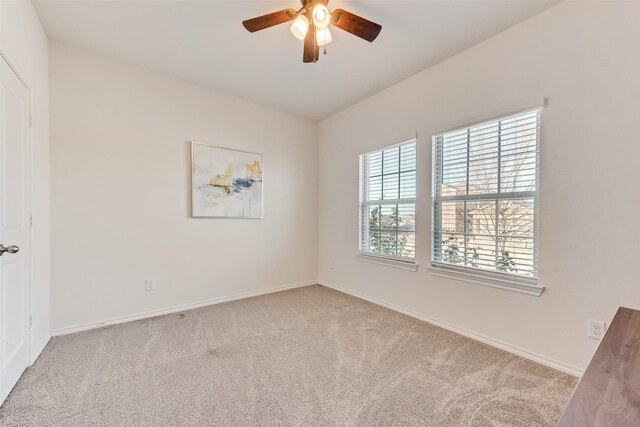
359 139 417 262
432 109 540 281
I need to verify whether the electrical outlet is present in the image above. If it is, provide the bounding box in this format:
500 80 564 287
145 279 157 291
330 262 335 270
587 319 606 340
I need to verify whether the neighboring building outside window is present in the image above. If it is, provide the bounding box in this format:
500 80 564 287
431 109 541 281
359 139 417 262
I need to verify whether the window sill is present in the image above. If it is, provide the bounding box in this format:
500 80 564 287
428 263 544 296
356 254 419 271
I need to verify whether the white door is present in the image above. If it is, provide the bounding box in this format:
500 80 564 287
0 56 31 404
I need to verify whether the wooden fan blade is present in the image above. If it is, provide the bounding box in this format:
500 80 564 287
242 9 296 33
331 8 382 42
303 22 319 63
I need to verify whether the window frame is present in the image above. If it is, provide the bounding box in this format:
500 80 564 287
430 108 544 295
358 138 418 266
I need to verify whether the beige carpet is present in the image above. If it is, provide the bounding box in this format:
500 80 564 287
0 285 576 426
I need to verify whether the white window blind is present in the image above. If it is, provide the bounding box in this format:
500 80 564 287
432 109 540 278
359 139 417 261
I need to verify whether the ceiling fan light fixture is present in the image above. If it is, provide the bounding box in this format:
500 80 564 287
242 4 382 63
316 26 332 46
312 4 331 29
290 14 310 40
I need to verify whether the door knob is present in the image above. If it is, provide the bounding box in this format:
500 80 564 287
0 244 19 256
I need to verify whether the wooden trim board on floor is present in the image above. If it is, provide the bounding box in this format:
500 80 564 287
51 281 316 336
51 279 583 378
318 280 584 378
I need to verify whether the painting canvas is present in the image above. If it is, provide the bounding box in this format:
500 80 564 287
191 142 263 218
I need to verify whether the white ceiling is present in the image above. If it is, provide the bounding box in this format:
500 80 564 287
33 0 558 120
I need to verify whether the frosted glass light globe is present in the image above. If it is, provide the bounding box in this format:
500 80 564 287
316 27 332 46
290 14 310 40
312 4 331 29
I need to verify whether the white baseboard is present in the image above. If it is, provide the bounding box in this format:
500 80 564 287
318 280 584 378
49 278 584 378
51 280 317 337
30 334 50 365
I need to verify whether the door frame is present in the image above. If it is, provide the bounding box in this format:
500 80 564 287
0 49 34 365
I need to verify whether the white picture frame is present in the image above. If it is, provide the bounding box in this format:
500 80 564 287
190 141 263 218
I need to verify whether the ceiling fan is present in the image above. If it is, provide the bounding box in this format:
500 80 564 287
242 0 382 63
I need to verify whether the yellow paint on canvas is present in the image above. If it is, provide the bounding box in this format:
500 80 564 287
211 165 233 187
246 161 262 181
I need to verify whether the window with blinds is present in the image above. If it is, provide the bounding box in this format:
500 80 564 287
359 139 417 261
432 109 540 278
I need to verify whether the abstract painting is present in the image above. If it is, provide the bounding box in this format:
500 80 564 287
191 142 263 218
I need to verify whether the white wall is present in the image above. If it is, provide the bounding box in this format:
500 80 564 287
50 43 318 332
0 0 51 362
318 1 640 374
